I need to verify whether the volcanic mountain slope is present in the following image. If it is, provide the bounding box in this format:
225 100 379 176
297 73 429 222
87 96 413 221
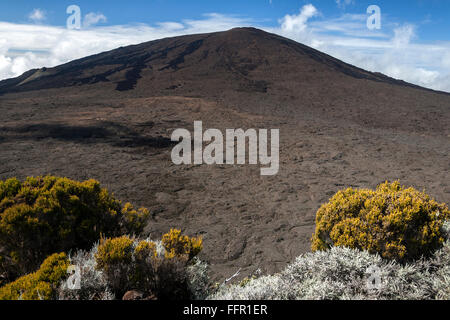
0 28 449 281
0 27 428 95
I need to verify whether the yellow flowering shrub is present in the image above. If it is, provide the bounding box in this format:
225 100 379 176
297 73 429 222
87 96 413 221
162 229 203 260
312 181 450 261
121 203 150 237
134 240 157 261
94 230 203 299
0 253 69 300
0 176 149 279
95 236 134 271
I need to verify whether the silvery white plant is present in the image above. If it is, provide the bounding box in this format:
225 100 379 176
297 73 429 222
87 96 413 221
57 243 115 300
57 237 210 300
186 257 210 300
210 220 450 300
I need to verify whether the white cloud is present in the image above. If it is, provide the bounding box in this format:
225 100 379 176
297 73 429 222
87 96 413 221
309 14 388 39
156 22 185 31
83 12 107 28
28 9 46 23
1 5 450 93
442 52 450 69
280 4 318 32
392 24 415 48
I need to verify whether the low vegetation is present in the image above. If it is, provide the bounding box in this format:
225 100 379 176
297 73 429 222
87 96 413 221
0 177 449 300
312 181 450 261
58 231 208 300
92 231 204 299
0 253 69 300
213 182 450 300
0 176 149 281
210 227 450 300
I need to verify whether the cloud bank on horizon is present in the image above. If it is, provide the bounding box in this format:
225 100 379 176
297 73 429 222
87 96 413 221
1 2 450 92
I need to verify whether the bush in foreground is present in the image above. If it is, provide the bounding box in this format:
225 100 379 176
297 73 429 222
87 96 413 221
210 222 450 300
58 229 208 300
311 181 450 261
0 176 149 280
0 253 69 300
57 244 116 300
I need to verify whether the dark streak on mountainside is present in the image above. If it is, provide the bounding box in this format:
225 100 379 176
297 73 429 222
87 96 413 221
160 39 204 71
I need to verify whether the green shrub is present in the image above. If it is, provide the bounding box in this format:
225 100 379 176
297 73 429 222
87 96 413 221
0 176 149 279
0 253 69 300
312 181 450 261
95 230 203 299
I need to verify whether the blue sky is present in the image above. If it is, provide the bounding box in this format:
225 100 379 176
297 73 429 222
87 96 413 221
1 0 449 40
1 1 450 91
